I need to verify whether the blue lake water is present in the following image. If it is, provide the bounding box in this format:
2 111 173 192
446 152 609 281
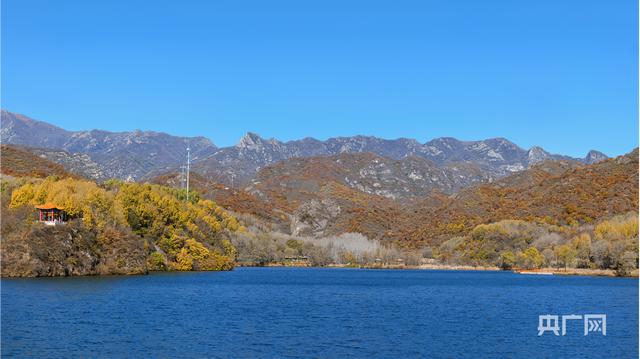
2 268 638 358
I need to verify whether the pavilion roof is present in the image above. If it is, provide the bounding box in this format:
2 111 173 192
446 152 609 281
35 202 66 210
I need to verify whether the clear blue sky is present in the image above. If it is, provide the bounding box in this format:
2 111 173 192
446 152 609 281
2 0 638 158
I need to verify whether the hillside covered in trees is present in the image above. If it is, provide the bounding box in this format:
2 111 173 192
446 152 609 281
1 176 238 277
386 149 639 249
1 145 79 180
198 148 637 250
140 148 639 276
1 142 638 276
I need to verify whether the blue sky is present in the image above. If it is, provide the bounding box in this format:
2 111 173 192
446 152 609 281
2 0 638 158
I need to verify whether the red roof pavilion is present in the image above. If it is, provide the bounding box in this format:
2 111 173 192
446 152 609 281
35 202 67 224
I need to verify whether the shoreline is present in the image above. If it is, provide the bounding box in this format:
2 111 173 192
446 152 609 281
512 268 639 278
237 263 639 278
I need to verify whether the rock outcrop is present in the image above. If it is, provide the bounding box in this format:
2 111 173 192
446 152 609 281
1 220 148 277
290 198 342 237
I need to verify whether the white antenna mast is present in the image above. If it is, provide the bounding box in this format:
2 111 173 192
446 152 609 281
186 147 190 201
179 165 186 189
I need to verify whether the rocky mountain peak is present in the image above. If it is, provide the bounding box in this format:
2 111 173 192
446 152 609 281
236 132 264 148
526 145 551 164
584 150 609 164
1 110 72 148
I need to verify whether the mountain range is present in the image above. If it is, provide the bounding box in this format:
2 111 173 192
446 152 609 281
1 110 609 191
1 110 217 181
1 110 636 248
144 132 609 186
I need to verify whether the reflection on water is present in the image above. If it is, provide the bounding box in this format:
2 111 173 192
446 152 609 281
2 268 638 358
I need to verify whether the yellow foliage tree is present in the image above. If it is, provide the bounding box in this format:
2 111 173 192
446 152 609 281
9 183 36 208
594 216 639 241
573 233 592 250
226 217 238 231
6 177 238 272
176 247 194 270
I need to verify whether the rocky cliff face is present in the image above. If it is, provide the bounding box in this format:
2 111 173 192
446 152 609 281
290 197 343 237
475 159 584 192
584 150 609 164
245 152 491 201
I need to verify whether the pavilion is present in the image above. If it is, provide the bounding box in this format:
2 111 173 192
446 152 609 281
35 203 67 225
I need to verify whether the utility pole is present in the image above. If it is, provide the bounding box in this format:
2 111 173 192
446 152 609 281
186 147 190 202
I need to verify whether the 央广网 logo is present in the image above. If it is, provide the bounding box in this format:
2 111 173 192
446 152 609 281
538 314 606 336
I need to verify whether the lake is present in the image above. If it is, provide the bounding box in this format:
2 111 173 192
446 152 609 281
2 268 638 358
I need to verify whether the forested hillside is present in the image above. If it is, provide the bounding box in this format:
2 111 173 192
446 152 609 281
387 148 639 249
1 176 238 277
1 133 637 276
143 172 288 225
148 148 639 247
4 143 108 181
1 145 78 179
433 214 638 276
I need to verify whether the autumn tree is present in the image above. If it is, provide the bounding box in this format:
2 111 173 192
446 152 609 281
500 251 516 270
554 245 576 270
